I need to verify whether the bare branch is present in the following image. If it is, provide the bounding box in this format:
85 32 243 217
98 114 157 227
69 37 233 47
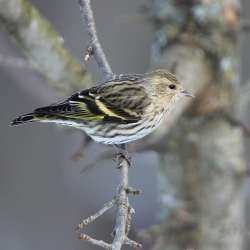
78 0 113 80
112 154 129 250
76 199 115 230
76 1 136 249
1 0 137 249
79 234 112 250
76 151 138 250
124 238 143 249
0 0 91 95
79 234 142 250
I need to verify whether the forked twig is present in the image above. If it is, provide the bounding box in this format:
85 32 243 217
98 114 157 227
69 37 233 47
77 1 141 249
76 199 116 230
78 0 113 80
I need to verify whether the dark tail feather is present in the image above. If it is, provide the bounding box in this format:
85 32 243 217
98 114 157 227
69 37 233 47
11 113 37 126
11 102 71 126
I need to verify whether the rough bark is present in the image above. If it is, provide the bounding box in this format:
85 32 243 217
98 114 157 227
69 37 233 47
141 1 246 250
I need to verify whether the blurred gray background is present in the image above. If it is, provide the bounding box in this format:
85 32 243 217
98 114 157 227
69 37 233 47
0 1 157 250
1 0 250 250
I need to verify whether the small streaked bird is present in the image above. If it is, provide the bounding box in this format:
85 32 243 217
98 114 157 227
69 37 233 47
11 69 193 144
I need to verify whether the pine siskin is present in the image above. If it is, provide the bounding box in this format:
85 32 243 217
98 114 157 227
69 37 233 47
11 69 193 144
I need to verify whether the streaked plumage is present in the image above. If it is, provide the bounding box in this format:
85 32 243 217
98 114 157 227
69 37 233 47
11 69 192 144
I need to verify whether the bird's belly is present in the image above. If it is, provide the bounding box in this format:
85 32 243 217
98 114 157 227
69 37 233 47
84 116 163 144
90 127 154 144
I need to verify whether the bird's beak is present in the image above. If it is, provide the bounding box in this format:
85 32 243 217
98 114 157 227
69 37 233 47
181 90 195 98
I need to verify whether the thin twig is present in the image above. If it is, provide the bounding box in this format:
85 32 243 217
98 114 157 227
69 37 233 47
79 234 143 250
124 238 143 249
77 1 139 249
76 199 116 230
79 234 112 249
112 152 129 250
78 0 113 80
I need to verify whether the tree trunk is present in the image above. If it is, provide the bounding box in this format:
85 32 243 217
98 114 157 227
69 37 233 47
142 1 246 249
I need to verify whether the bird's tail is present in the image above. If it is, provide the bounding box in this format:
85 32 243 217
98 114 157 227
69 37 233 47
10 99 80 126
11 112 45 126
10 110 52 126
11 104 63 126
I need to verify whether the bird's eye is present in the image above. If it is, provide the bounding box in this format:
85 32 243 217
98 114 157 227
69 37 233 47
168 84 176 90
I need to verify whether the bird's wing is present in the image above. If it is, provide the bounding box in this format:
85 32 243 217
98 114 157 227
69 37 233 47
70 81 151 122
34 79 151 123
34 96 105 122
92 81 151 122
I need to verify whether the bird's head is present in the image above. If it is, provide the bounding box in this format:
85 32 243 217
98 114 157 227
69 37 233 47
145 69 194 106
